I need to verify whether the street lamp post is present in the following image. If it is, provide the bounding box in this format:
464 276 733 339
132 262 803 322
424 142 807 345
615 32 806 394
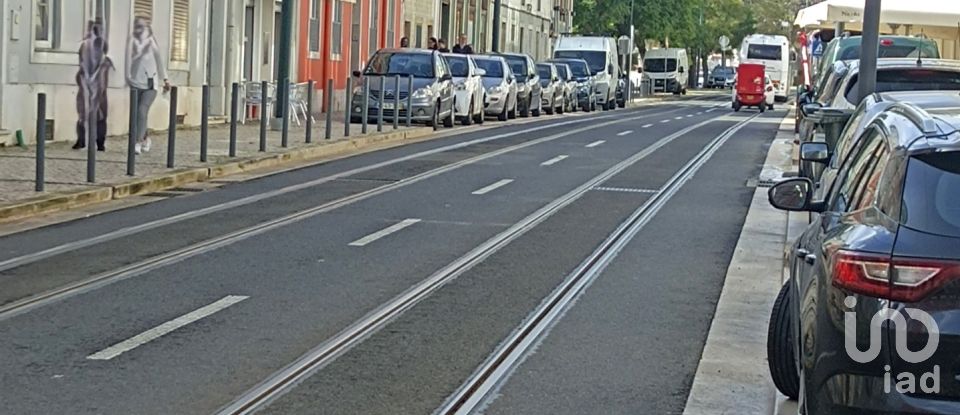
628 0 634 101
858 0 882 103
492 0 502 52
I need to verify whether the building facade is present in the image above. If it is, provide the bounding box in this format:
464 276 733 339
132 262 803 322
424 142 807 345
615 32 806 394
402 0 437 49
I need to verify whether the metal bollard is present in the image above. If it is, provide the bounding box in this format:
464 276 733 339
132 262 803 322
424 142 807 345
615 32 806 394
344 77 353 137
406 75 413 127
393 75 400 129
260 80 268 152
166 86 178 168
127 89 139 176
325 79 334 140
306 80 314 143
201 85 209 162
35 93 46 192
229 82 239 157
377 77 385 132
361 78 370 134
281 78 290 148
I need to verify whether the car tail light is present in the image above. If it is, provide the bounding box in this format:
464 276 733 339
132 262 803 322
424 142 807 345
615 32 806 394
832 250 960 302
880 39 894 47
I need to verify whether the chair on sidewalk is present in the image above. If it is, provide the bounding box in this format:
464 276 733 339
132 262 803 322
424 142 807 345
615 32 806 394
242 81 276 124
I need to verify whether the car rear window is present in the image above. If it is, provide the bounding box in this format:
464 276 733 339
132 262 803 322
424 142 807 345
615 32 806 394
844 69 960 103
446 55 469 77
901 152 960 237
838 42 940 61
474 58 504 78
746 44 782 61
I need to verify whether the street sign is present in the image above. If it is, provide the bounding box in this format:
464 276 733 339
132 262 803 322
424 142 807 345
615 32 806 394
718 35 730 48
811 38 824 57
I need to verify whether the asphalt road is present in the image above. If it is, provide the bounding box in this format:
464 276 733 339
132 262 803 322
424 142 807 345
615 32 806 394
0 93 783 414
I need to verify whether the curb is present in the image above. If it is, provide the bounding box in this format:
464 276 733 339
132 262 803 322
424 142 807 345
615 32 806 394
0 127 432 223
682 109 800 415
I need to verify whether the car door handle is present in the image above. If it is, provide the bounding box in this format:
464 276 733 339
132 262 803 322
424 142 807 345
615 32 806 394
803 254 817 265
796 248 811 258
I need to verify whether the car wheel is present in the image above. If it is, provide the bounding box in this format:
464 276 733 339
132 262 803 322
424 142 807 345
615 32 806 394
498 104 509 121
509 103 518 119
760 104 766 113
520 96 530 118
768 282 800 400
532 97 541 117
443 104 455 128
557 98 564 114
475 97 485 124
733 101 741 112
545 101 554 115
462 100 474 126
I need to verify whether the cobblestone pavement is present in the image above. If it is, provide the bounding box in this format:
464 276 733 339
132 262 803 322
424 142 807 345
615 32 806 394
0 113 421 203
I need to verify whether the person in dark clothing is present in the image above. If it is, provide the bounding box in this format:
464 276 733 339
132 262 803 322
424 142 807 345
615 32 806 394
452 33 474 54
438 39 450 53
400 37 409 47
73 19 113 151
428 37 438 50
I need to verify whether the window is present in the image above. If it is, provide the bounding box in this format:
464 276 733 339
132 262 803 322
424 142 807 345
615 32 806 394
170 0 189 62
88 0 110 38
901 153 960 237
851 145 890 211
331 1 343 56
134 0 152 19
386 0 395 47
844 69 960 105
35 0 60 49
829 128 884 213
415 24 422 48
309 0 321 53
369 0 378 53
746 44 782 61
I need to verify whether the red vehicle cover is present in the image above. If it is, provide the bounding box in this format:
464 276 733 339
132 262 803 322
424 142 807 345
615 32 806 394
736 63 766 105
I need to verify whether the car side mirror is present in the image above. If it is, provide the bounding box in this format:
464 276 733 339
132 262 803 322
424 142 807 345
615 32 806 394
476 68 486 76
800 142 830 164
507 75 514 83
768 178 824 212
801 103 823 117
352 70 362 77
678 67 685 73
553 77 559 82
440 74 453 82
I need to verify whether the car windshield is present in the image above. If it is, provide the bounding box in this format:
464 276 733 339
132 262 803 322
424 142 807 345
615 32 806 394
901 152 960 237
712 67 734 76
537 65 552 86
839 42 940 61
504 56 528 81
644 58 677 73
364 52 435 78
474 59 504 78
555 65 570 80
747 44 782 61
844 69 960 103
446 55 469 77
554 50 606 74
564 61 590 77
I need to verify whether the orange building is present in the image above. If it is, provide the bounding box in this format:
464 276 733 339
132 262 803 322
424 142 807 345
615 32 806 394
299 0 404 112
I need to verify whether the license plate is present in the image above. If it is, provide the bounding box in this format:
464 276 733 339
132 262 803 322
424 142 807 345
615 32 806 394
382 102 395 110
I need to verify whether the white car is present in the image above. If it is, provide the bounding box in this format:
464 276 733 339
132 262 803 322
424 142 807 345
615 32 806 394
536 63 565 115
474 55 518 121
443 53 486 126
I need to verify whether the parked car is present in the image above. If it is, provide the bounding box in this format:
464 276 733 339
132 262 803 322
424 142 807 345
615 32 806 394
813 34 940 87
473 55 518 121
767 98 960 414
554 35 620 110
499 52 542 117
351 48 455 129
552 62 578 113
537 63 564 115
443 53 486 126
549 58 596 112
707 66 736 88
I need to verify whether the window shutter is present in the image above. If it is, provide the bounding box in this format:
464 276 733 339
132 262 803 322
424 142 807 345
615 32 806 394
134 0 152 19
171 0 189 61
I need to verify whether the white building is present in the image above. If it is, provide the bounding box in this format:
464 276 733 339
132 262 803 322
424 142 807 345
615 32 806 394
0 0 296 146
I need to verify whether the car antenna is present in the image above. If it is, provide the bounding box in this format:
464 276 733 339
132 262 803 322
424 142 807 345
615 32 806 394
916 45 923 66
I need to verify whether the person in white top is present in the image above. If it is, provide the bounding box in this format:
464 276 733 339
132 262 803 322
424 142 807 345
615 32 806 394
126 16 170 155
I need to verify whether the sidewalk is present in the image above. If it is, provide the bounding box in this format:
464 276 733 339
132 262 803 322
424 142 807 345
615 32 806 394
683 109 803 415
0 113 430 221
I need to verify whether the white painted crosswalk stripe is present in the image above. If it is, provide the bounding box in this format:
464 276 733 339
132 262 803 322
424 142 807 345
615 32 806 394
472 179 514 195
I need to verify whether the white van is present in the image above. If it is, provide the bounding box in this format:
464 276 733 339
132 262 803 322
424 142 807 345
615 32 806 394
642 48 688 95
553 36 620 110
739 34 791 102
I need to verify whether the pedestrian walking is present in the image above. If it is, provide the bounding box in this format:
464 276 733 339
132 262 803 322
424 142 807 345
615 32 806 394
438 39 450 53
452 33 474 54
73 20 114 151
126 16 170 155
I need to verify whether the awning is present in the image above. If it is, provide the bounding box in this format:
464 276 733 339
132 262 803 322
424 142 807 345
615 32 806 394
795 0 960 29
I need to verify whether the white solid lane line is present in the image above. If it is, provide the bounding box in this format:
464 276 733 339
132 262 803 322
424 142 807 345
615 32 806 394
706 108 716 112
674 116 684 120
585 140 606 148
540 155 569 166
686 114 694 118
472 179 515 195
87 295 248 361
660 119 670 123
616 130 633 136
349 219 422 247
642 124 653 128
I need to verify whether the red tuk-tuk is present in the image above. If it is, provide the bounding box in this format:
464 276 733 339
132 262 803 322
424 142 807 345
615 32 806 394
732 63 768 112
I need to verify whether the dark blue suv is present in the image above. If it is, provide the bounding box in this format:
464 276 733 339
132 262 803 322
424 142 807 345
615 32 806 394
767 97 960 414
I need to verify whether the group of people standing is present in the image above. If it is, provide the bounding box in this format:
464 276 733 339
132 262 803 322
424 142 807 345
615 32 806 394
399 33 474 54
73 16 170 155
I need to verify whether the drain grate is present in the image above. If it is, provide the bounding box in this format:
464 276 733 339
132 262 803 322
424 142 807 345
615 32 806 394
746 178 778 188
167 187 205 193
